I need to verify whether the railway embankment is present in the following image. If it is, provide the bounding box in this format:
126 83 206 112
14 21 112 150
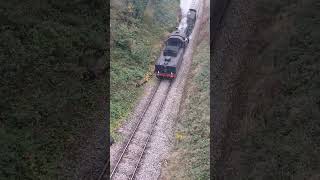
160 26 210 180
159 0 210 178
110 0 179 140
109 0 181 178
212 0 320 178
110 0 207 179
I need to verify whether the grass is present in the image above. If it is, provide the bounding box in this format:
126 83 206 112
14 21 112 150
162 39 210 179
110 0 179 138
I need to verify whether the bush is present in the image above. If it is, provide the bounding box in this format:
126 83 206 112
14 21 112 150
0 0 106 178
239 0 320 178
110 0 179 137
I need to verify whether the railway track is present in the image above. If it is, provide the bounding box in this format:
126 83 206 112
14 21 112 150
99 0 223 178
99 80 172 180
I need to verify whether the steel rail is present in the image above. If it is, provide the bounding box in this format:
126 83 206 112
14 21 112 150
109 80 161 179
129 82 172 180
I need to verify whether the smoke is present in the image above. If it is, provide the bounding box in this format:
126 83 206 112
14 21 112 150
178 0 193 31
180 0 193 16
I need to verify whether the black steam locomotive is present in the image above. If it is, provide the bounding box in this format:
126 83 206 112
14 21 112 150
155 30 189 79
155 4 198 79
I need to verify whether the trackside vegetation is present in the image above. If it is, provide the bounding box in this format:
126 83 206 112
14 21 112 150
239 0 320 178
0 0 106 179
161 39 210 179
212 0 320 178
110 0 179 138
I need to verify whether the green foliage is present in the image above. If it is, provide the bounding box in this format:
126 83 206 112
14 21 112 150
131 0 149 18
0 0 106 179
110 0 179 137
163 41 210 179
257 0 297 16
240 0 320 178
153 0 180 30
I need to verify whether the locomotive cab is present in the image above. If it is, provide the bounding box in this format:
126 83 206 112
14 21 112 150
164 40 180 58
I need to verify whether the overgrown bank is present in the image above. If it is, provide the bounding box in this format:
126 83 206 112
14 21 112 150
212 0 320 179
110 0 179 138
161 35 210 179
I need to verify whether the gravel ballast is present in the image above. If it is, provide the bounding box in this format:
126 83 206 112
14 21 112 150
110 0 205 179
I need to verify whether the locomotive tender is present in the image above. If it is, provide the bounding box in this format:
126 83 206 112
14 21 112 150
154 3 198 79
186 0 199 37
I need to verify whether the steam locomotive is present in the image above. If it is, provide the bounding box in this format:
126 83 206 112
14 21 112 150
155 30 189 79
155 2 198 79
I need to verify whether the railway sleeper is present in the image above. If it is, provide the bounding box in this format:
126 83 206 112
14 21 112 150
121 157 138 166
136 128 153 135
123 151 142 160
132 133 149 141
112 172 129 180
136 121 154 131
116 163 135 176
127 143 143 153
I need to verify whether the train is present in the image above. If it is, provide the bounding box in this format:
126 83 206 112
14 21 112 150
186 1 198 37
155 1 199 79
155 30 189 79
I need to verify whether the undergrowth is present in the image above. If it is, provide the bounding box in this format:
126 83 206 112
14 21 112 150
0 0 106 179
110 0 179 138
239 0 320 178
163 39 210 179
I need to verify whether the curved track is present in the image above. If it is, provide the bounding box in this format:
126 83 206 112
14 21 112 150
99 80 172 180
100 0 230 178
